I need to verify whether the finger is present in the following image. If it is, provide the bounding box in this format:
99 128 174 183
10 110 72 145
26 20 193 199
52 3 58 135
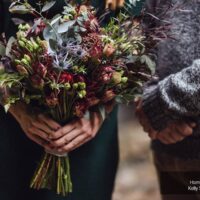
38 114 61 131
143 123 152 133
50 128 82 148
32 121 55 136
106 0 117 10
176 122 193 136
134 97 141 107
71 137 91 151
188 122 196 128
50 123 76 139
148 129 158 140
157 132 176 144
168 131 185 142
29 127 50 141
57 134 90 153
117 0 125 7
28 133 48 147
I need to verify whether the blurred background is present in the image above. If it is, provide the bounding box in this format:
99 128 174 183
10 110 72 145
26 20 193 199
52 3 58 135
112 105 160 200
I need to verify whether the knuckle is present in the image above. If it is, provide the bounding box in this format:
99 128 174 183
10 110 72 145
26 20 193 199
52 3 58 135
86 130 93 138
81 126 88 132
52 141 60 147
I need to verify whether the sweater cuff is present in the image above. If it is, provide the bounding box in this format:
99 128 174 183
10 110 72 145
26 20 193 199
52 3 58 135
142 86 172 131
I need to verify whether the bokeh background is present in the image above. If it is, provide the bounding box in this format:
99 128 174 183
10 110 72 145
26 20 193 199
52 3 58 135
112 105 160 200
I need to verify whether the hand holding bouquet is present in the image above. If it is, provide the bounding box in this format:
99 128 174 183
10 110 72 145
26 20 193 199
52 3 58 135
0 0 155 196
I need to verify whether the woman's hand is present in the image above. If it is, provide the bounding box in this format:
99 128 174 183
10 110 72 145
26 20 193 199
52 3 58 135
9 103 61 147
105 0 124 10
45 111 104 154
135 98 196 144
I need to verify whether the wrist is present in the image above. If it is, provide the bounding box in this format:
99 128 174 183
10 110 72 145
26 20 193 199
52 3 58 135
9 102 28 122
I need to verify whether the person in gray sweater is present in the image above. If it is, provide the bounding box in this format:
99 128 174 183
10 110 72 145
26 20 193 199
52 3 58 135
137 0 200 199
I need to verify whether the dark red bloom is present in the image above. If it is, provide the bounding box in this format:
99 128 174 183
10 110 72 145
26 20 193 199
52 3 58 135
82 33 103 59
74 75 85 82
34 63 47 78
59 72 73 83
33 20 46 36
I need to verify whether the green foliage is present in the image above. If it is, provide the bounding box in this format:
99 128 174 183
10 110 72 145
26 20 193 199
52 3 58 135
0 73 24 88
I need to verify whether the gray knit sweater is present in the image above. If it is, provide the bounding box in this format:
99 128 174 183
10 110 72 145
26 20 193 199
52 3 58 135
142 0 200 158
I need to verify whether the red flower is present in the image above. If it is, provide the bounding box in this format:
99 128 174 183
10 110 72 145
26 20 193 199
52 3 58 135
74 75 85 82
34 20 46 36
59 72 73 83
35 63 47 78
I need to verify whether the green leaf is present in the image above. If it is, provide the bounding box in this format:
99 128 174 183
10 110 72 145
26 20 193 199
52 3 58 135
42 1 56 12
0 43 6 56
4 96 20 112
57 20 76 33
4 104 11 113
140 55 156 74
9 4 33 14
49 39 57 52
6 37 16 57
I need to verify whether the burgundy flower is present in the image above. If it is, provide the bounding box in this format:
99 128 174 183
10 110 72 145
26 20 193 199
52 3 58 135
47 70 57 81
59 72 73 83
96 66 114 84
74 75 85 82
82 33 103 59
31 19 46 36
35 63 47 78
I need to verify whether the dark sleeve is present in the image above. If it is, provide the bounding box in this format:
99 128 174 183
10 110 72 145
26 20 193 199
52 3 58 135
0 1 4 34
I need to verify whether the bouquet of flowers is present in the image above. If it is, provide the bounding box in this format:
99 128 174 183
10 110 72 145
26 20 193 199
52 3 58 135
0 0 155 196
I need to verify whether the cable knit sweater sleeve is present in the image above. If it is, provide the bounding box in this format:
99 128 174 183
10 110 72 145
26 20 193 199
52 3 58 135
143 60 200 130
142 0 200 131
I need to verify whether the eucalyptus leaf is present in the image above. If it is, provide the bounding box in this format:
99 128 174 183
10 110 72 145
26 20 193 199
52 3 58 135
43 25 56 41
57 20 76 34
11 18 26 25
50 14 62 26
49 39 58 52
42 1 56 12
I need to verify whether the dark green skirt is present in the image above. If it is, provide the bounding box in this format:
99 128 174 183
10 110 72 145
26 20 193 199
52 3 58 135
0 106 119 200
